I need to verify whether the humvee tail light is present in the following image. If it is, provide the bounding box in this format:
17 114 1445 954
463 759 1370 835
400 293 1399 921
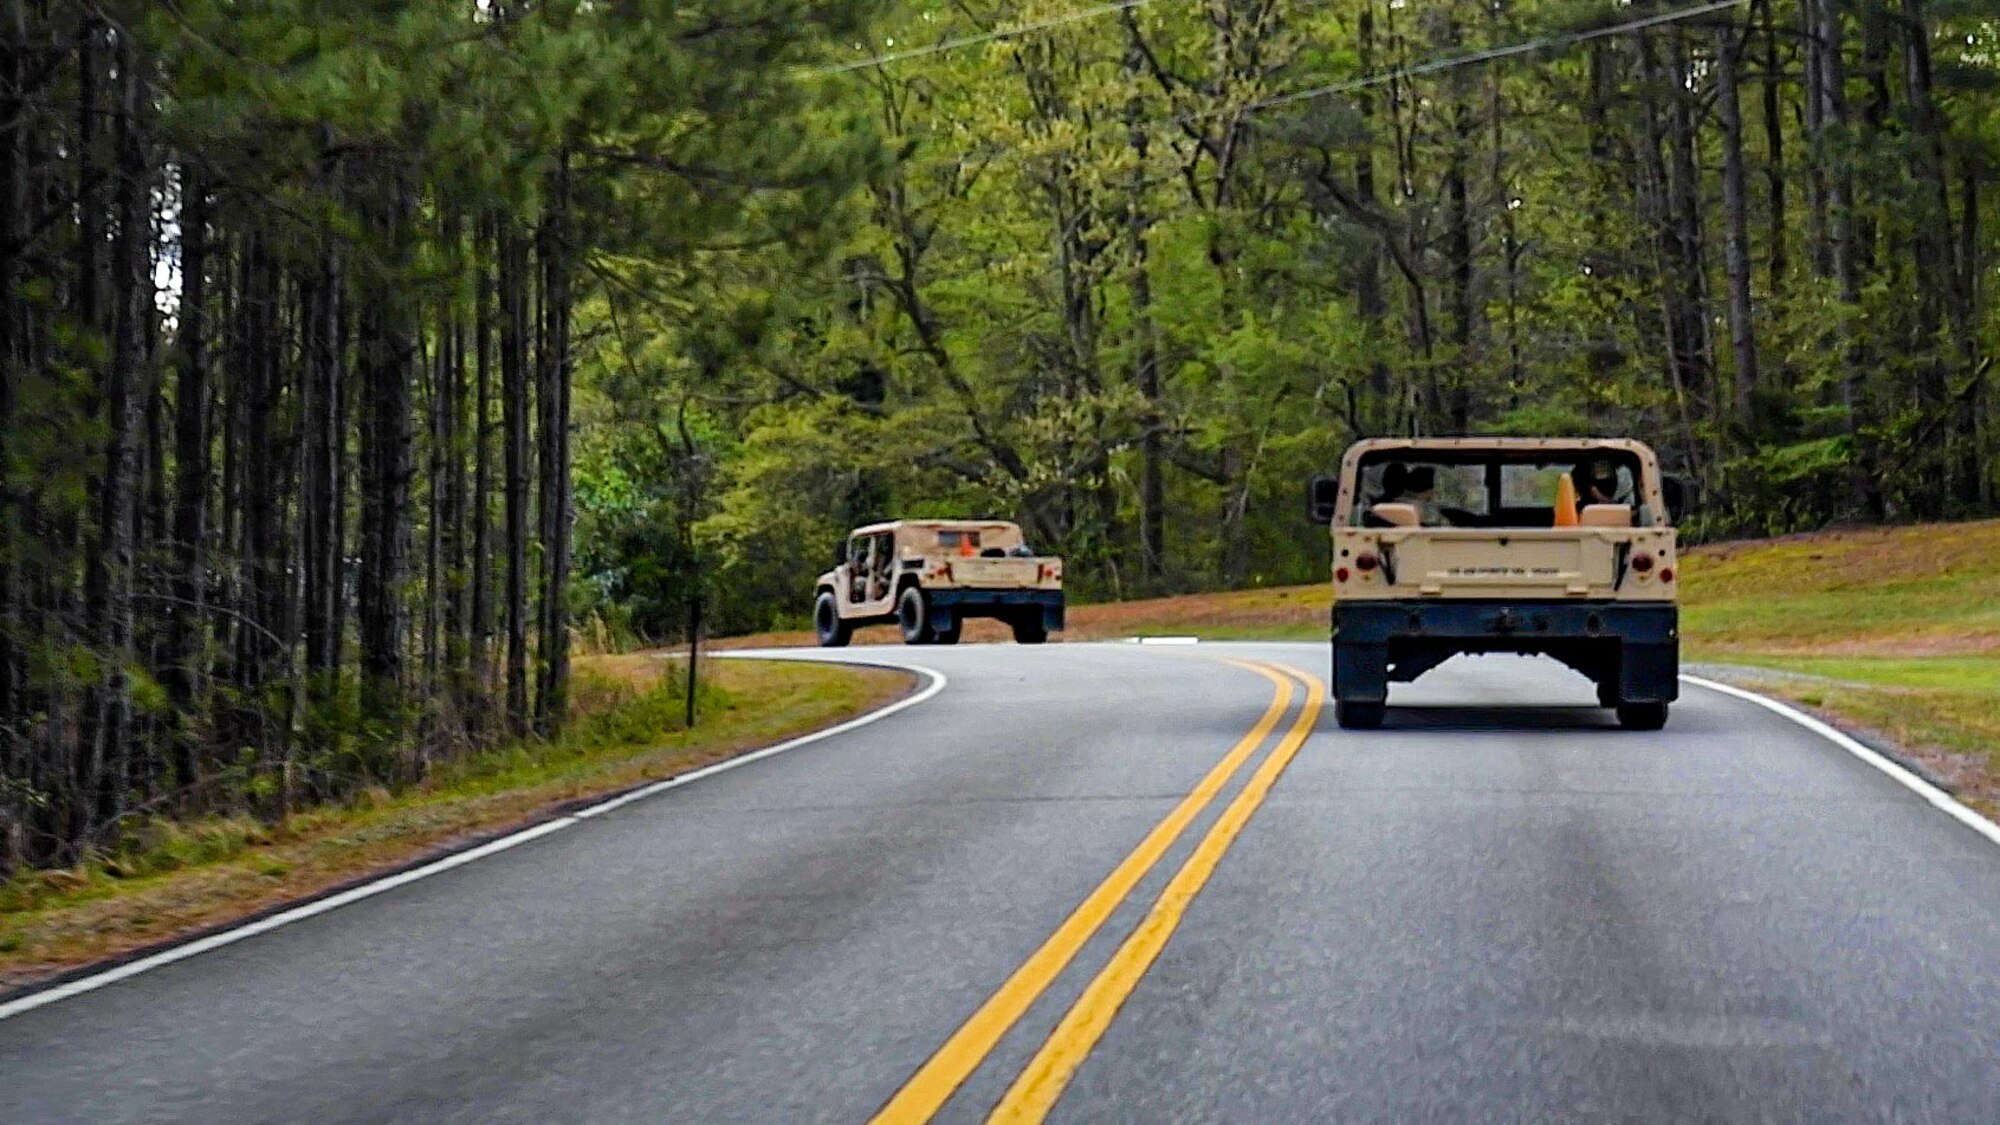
1659 567 1675 583
1335 567 1351 583
1355 552 1380 572
1631 552 1655 573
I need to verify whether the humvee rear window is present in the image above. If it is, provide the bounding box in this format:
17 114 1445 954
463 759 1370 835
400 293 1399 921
1354 452 1651 528
938 531 981 549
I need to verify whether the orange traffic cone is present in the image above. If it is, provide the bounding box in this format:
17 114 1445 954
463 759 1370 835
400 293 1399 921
1553 473 1580 526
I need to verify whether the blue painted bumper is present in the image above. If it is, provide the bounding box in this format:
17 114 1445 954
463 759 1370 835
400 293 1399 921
926 588 1065 632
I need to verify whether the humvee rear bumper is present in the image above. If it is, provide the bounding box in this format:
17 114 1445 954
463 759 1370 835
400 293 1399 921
926 588 1065 633
1332 600 1678 705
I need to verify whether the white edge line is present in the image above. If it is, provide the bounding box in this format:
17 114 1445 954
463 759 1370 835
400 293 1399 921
1682 673 2000 850
0 661 948 1023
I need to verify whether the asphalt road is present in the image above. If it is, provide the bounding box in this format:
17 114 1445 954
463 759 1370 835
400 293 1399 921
5 642 2000 1123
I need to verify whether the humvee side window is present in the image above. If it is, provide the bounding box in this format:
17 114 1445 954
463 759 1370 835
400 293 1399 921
847 536 870 602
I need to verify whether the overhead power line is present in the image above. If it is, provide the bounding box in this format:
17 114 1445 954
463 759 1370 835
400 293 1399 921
820 0 1753 171
1178 0 1751 128
817 0 1162 75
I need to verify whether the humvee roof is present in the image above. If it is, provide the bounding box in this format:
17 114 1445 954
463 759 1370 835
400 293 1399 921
850 518 1022 536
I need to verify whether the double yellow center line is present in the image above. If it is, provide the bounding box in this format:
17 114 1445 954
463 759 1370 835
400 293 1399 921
871 659 1327 1124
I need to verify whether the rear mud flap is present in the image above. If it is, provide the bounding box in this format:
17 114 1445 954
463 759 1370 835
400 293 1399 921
1333 640 1390 703
1618 641 1679 704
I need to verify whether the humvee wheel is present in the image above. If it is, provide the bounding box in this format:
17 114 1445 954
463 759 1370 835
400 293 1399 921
897 586 932 645
931 620 962 645
1616 702 1669 730
1011 614 1048 645
1596 681 1620 709
1334 699 1385 730
814 592 851 648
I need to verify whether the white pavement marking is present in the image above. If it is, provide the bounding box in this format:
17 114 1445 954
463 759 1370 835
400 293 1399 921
0 663 948 1023
1126 636 1200 646
1682 674 2000 850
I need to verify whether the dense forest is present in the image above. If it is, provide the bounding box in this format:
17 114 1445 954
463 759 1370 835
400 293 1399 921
0 0 875 870
0 0 1995 871
653 0 1997 636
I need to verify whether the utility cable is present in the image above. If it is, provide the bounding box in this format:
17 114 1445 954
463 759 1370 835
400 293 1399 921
817 0 1164 75
1175 0 1751 128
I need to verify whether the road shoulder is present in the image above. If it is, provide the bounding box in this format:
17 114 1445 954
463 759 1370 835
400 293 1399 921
1685 662 2000 831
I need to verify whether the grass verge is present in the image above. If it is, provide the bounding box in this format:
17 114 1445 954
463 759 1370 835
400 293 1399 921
0 657 910 992
1676 521 2000 819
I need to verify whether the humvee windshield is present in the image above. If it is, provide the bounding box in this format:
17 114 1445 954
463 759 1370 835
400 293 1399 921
1354 449 1655 528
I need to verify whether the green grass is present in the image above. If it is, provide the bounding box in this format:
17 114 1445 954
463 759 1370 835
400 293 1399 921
0 658 910 989
1705 655 2000 694
1680 520 2000 655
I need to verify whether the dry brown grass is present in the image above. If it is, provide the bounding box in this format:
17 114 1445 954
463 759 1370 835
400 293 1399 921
0 658 909 990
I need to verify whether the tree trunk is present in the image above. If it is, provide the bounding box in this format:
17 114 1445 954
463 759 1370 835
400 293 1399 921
303 239 343 682
1760 0 1788 295
1801 0 1829 277
1122 22 1165 588
469 221 495 734
1667 31 1714 423
169 164 211 788
83 28 150 827
74 14 103 332
0 0 25 808
1718 19 1760 421
1809 0 1873 514
440 247 466 734
499 221 532 738
1636 27 1706 481
1444 101 1475 434
1354 2 1393 433
534 155 573 737
357 177 415 741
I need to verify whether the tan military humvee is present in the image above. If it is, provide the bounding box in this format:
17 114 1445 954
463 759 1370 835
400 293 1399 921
1308 438 1689 730
814 520 1065 646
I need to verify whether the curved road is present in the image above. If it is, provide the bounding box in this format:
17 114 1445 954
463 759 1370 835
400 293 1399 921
5 642 2000 1122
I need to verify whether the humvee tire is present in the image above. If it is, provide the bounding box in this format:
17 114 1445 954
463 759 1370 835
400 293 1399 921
1011 613 1048 645
1596 681 1620 709
814 592 852 648
1335 699 1385 730
931 619 962 645
897 586 932 645
1616 701 1669 730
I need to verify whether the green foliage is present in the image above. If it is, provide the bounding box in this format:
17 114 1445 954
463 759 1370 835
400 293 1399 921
563 0 2000 625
